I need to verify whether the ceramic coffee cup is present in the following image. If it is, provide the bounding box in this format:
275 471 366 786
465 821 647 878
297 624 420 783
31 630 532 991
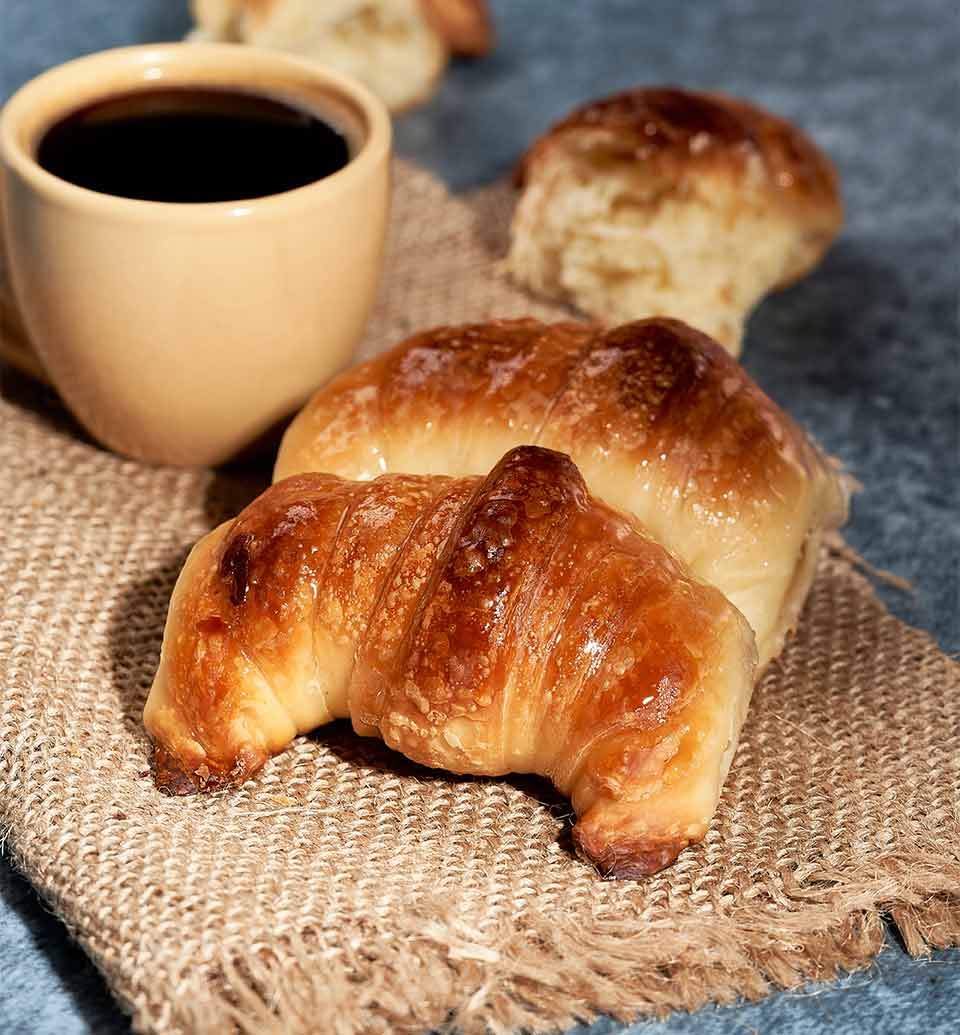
0 44 391 466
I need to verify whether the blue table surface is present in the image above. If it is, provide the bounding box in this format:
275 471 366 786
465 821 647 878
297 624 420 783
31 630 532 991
1 1 957 1033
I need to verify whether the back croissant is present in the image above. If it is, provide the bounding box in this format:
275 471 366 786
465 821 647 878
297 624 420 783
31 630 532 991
276 317 849 670
144 447 756 877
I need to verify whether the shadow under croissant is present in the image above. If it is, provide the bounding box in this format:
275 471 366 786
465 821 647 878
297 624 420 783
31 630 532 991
155 717 586 871
311 721 578 827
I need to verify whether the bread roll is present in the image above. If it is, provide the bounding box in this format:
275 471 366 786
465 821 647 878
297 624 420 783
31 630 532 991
276 317 849 669
190 0 493 112
145 446 756 876
505 87 843 354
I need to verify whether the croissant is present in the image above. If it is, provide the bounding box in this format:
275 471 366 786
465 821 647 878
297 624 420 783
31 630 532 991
275 317 848 670
144 446 756 876
504 86 843 353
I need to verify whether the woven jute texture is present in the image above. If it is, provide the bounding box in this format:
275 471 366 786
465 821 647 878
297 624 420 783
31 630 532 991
1 161 958 1035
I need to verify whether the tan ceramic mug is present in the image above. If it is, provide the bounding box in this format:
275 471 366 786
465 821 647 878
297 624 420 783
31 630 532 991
0 44 391 466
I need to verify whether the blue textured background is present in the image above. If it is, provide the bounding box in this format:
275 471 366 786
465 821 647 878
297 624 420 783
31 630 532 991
1 1 957 1033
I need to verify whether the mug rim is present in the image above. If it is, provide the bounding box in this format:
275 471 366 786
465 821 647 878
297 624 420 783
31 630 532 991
0 43 392 221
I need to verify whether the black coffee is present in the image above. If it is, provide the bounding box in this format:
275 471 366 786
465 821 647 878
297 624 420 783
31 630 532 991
36 88 351 203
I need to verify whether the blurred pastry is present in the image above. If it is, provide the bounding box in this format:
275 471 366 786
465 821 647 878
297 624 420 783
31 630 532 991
190 0 493 112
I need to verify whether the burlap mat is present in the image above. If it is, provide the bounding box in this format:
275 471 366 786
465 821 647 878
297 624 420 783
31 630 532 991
1 161 958 1035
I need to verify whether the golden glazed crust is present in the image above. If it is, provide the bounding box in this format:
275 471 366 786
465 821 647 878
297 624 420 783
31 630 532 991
276 317 848 669
518 86 842 234
145 446 757 877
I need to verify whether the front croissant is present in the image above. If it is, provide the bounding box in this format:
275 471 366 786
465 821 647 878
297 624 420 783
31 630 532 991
145 446 756 876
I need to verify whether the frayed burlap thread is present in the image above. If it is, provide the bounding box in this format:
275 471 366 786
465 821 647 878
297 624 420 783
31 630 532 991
1 161 958 1035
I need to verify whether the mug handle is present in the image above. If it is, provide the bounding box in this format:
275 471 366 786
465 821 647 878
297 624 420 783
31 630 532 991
0 166 51 384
